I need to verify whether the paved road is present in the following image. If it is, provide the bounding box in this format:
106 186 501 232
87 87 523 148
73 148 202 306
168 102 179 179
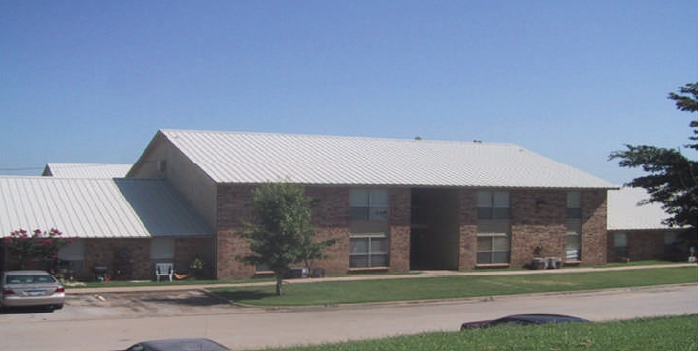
1 283 696 351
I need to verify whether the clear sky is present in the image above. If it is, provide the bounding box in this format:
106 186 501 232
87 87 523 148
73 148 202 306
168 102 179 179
1 0 696 184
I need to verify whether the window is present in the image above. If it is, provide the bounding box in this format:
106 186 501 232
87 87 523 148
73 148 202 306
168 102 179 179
477 191 510 264
477 191 510 220
350 189 389 268
350 189 388 221
255 262 271 272
614 232 628 258
566 192 582 261
350 236 389 268
664 232 679 255
477 235 510 264
57 240 85 276
150 238 175 260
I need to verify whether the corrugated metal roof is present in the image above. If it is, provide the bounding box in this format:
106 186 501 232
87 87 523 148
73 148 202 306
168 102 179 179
607 187 677 230
42 163 132 178
0 177 212 238
159 129 615 188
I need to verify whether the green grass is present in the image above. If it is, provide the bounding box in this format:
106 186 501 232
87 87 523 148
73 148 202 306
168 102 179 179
208 266 698 306
597 260 687 268
263 315 697 351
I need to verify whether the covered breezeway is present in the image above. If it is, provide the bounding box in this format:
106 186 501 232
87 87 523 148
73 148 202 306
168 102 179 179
410 188 460 270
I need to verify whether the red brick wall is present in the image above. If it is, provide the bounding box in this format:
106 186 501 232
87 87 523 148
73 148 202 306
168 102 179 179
607 229 686 262
215 185 413 279
388 188 411 272
581 190 608 265
458 189 478 270
214 185 609 279
305 187 351 274
83 239 150 280
510 190 567 267
216 184 255 279
79 237 212 281
458 189 608 270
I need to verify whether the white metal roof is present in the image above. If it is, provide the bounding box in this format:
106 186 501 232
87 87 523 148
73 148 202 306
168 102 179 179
158 129 615 188
607 187 677 230
0 176 212 238
42 163 132 178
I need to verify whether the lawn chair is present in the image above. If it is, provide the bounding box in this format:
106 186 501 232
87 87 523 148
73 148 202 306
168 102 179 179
155 263 174 282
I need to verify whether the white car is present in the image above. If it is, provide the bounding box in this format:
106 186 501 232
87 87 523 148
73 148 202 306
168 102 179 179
1 270 65 311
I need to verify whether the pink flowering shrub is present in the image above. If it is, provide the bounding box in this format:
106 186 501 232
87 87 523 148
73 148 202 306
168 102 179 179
3 228 70 269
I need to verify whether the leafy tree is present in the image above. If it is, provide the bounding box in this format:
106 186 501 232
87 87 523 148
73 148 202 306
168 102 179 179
3 228 70 270
238 182 336 296
609 83 698 234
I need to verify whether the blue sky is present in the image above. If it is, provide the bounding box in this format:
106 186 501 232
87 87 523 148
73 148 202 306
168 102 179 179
1 0 696 184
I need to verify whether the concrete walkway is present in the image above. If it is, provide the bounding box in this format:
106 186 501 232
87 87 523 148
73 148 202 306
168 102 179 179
67 263 697 295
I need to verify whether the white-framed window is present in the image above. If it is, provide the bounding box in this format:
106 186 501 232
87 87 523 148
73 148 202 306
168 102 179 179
477 191 510 264
350 189 389 221
350 189 389 268
477 191 510 220
477 235 510 264
350 235 389 268
566 192 582 261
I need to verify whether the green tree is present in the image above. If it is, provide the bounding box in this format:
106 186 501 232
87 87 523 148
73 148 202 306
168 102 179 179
3 228 70 270
609 83 698 233
238 182 336 296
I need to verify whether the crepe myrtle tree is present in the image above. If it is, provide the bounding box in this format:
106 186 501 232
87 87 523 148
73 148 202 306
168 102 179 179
3 228 70 270
610 83 698 245
238 181 337 296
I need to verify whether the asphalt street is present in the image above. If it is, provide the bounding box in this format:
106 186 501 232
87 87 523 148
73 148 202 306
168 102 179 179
1 283 696 351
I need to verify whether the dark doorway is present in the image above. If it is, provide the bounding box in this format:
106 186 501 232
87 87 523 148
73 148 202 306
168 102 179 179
410 188 460 270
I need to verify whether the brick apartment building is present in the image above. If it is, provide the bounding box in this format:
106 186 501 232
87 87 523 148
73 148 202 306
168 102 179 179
1 130 615 280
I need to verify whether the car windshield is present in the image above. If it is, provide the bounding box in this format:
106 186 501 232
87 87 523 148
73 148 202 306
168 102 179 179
5 274 57 284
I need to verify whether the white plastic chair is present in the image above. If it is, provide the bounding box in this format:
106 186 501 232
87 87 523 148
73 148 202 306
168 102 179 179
155 263 173 282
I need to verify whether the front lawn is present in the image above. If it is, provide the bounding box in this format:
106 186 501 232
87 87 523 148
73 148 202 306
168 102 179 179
208 266 697 306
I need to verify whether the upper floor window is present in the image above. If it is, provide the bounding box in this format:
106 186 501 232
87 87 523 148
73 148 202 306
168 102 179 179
477 191 510 220
567 191 582 219
350 189 388 221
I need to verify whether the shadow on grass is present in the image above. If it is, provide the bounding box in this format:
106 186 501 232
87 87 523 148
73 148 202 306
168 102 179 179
210 289 275 302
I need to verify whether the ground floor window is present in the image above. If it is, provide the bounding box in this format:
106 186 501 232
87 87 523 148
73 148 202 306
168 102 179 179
350 236 389 268
150 238 174 259
613 232 628 258
476 235 510 264
255 262 270 272
566 233 581 261
57 240 85 278
566 216 582 261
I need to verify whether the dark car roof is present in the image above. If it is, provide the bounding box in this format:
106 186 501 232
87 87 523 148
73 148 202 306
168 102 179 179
499 314 589 323
134 338 229 351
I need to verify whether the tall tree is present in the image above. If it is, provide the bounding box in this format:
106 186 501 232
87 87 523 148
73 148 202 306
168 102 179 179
609 83 698 232
238 182 336 296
